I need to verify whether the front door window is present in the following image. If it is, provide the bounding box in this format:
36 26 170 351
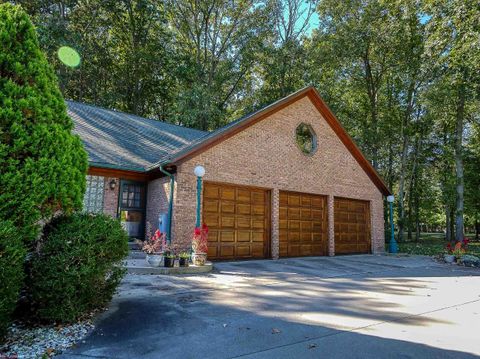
119 181 145 238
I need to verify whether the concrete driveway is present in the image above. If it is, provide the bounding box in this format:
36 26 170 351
61 255 480 359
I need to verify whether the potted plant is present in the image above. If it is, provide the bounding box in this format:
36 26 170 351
179 252 190 267
192 224 208 266
142 229 165 267
164 252 175 267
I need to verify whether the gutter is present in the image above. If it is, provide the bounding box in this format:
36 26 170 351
159 165 174 243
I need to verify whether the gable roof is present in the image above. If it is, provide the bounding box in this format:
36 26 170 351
149 86 391 196
68 101 208 172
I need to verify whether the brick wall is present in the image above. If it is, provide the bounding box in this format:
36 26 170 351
103 177 119 218
146 176 175 238
168 96 385 256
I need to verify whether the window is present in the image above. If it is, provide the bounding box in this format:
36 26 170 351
121 183 143 208
295 123 317 155
119 181 146 238
83 175 105 213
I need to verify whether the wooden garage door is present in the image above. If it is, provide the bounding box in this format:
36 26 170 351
334 198 371 254
203 182 270 260
279 191 328 257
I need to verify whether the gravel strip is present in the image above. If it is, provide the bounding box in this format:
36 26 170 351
0 321 94 358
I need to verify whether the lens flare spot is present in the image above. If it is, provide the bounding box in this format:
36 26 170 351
57 46 81 68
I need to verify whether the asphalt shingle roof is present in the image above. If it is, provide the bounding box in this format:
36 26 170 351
68 101 208 171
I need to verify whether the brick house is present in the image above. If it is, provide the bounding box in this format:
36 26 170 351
70 86 391 260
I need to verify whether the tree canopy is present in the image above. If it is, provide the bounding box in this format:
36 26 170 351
12 0 480 241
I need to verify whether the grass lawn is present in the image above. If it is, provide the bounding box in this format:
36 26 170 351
396 233 480 256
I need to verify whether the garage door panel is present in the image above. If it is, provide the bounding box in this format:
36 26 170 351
334 197 370 254
288 244 300 256
279 191 328 257
288 231 300 241
220 231 235 242
300 245 312 256
301 196 311 207
237 231 251 242
204 185 220 199
208 230 219 242
289 220 300 230
204 214 219 227
311 197 324 208
204 183 270 260
288 208 300 219
312 233 323 242
288 195 301 206
204 199 219 213
301 232 312 241
252 232 264 242
220 187 235 200
301 221 312 231
301 209 311 220
221 216 235 228
220 246 235 257
251 245 264 257
252 191 265 203
208 246 218 258
237 216 251 228
237 189 251 203
252 219 265 229
252 205 265 215
237 204 251 215
221 201 235 213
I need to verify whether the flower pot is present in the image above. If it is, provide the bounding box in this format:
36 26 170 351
192 253 207 266
444 254 455 264
146 254 163 267
164 257 175 267
179 257 189 267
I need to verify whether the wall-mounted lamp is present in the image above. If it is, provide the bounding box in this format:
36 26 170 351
109 179 117 190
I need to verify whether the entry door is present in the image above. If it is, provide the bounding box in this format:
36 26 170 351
119 180 146 238
203 182 270 260
279 191 328 257
334 197 371 254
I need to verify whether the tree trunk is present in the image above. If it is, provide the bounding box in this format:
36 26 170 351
454 80 465 242
475 219 479 241
445 205 451 242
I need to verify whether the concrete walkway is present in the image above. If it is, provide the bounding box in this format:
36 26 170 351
60 255 480 358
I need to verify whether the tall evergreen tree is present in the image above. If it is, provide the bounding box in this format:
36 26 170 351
0 3 88 241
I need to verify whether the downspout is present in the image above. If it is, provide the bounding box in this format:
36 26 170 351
159 165 174 244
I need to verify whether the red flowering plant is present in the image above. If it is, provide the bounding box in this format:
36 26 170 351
142 229 167 254
192 224 208 254
445 237 469 258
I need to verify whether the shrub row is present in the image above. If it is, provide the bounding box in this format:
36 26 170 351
1 213 129 338
0 221 25 338
29 213 129 323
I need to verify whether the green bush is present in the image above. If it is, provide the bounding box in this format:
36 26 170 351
0 4 88 243
0 221 25 338
29 213 128 323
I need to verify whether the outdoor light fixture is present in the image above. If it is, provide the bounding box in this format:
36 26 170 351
386 195 398 254
109 179 117 190
194 165 206 178
194 166 205 228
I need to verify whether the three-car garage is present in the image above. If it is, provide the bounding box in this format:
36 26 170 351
203 182 372 261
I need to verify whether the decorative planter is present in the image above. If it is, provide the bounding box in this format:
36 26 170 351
146 254 163 267
192 253 207 266
179 257 189 267
444 254 455 264
164 257 175 267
